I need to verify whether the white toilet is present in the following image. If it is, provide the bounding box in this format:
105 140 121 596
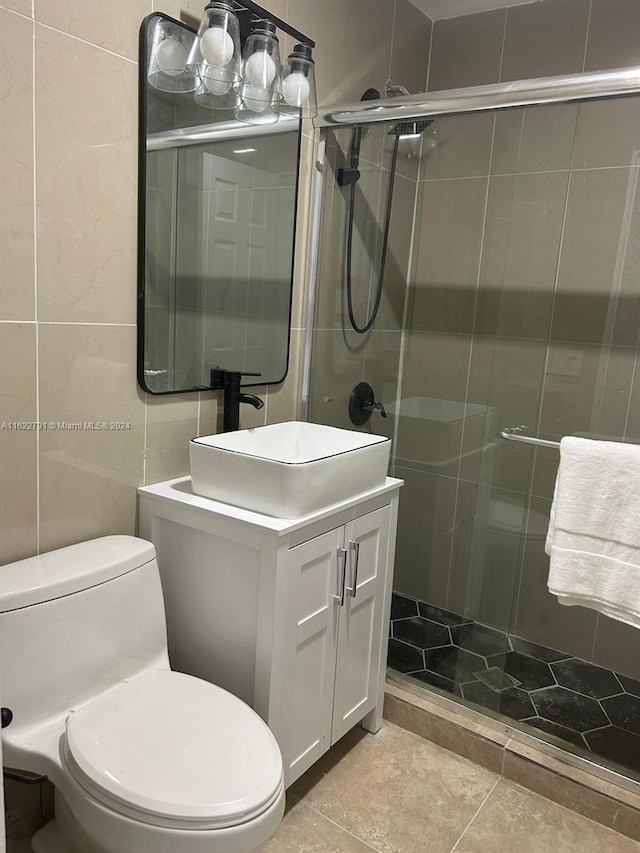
0 535 285 853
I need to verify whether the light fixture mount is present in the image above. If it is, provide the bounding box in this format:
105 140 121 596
229 0 315 49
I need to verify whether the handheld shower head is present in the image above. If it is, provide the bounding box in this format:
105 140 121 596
337 88 381 187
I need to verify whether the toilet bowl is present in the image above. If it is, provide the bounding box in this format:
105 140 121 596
0 536 285 853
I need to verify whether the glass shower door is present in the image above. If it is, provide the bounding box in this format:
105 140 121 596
387 97 640 776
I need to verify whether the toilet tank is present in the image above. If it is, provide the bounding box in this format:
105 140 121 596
0 536 170 737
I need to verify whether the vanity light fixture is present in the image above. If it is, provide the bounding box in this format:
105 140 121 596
147 16 200 93
235 19 283 124
277 43 318 119
147 1 317 120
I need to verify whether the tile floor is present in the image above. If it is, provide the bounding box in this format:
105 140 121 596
7 722 639 852
388 593 640 774
259 722 639 852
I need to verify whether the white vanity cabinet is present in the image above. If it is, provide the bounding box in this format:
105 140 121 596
138 476 401 787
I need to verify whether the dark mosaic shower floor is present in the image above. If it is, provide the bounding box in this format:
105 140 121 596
388 593 640 776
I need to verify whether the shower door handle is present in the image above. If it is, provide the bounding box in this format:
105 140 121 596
347 541 360 598
334 548 348 607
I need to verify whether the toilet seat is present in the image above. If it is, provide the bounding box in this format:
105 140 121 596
63 669 284 831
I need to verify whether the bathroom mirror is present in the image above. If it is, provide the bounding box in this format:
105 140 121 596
138 13 301 394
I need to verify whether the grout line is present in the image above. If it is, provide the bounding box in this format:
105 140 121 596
388 0 398 82
581 0 593 73
38 321 137 327
391 164 422 477
302 802 380 852
590 613 600 663
0 4 31 20
33 18 137 64
418 165 640 184
449 777 501 852
425 15 435 92
622 349 639 440
497 8 508 84
32 11 39 555
445 114 496 608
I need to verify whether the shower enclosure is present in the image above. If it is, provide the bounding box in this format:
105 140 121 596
305 72 640 786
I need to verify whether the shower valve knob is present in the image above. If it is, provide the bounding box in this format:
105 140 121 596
1 707 13 728
349 382 386 426
366 401 387 418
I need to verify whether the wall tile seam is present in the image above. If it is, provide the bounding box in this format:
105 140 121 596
581 0 594 74
359 163 421 182
393 464 548 502
424 11 434 92
33 322 138 327
495 4 508 85
32 2 39 556
387 0 398 83
514 330 563 639
622 352 640 440
404 331 639 350
32 19 138 65
418 166 640 183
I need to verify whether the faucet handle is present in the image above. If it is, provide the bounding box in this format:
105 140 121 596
365 400 387 418
209 368 262 389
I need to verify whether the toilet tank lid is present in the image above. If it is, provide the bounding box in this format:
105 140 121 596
0 536 156 613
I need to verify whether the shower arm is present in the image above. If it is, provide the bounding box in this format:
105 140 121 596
315 65 640 128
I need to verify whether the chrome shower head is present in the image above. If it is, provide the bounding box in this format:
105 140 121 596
385 81 411 98
384 80 432 137
388 119 434 138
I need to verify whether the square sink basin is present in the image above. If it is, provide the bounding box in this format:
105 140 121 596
190 421 391 518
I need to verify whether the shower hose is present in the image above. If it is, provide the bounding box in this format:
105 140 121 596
345 133 400 334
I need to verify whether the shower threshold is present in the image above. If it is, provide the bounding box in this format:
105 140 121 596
384 673 640 834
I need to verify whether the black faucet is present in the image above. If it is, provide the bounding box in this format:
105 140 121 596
209 368 264 432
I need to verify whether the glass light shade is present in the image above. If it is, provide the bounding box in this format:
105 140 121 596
276 44 318 118
236 21 284 125
147 17 199 93
187 1 242 107
194 77 242 110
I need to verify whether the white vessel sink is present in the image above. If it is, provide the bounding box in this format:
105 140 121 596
190 421 391 518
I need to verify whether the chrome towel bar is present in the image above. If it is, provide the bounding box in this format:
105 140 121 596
500 426 561 450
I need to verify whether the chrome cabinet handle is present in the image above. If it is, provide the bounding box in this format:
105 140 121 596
348 540 360 598
335 548 347 606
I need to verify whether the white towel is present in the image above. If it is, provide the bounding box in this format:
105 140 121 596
545 436 640 628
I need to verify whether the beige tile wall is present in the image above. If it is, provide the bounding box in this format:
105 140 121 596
394 0 640 676
0 0 427 570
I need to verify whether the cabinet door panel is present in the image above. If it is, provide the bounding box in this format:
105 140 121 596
331 506 390 744
281 527 343 784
